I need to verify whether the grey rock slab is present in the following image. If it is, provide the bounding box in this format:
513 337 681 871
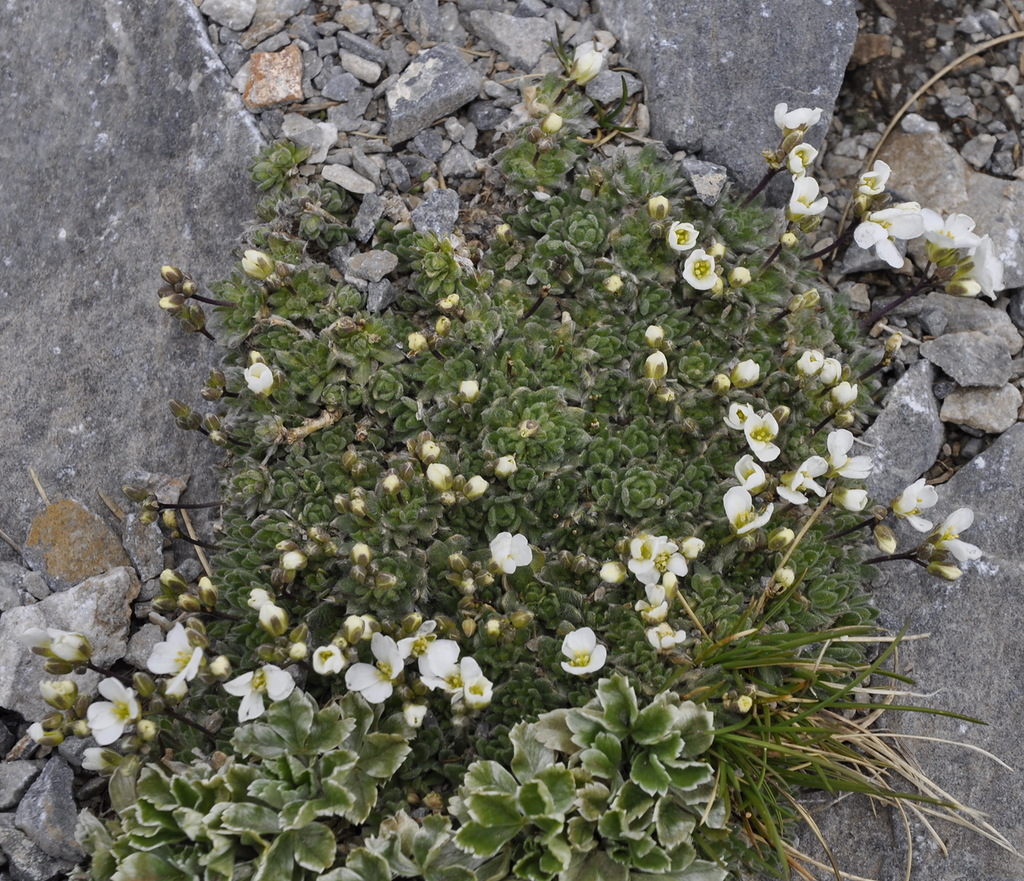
403 0 444 43
914 293 1024 357
347 250 399 283
0 566 140 721
386 44 484 145
0 563 48 613
593 0 857 203
280 115 338 163
585 69 642 104
0 814 78 881
858 423 1024 878
201 0 257 30
0 762 44 812
467 9 557 72
919 331 1013 387
862 360 943 507
411 188 461 237
0 0 262 555
352 192 385 243
321 163 377 194
119 512 165 581
15 758 83 863
681 157 729 206
879 129 1024 288
940 384 1023 434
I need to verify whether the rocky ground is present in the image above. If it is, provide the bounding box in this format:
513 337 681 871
2 0 1024 879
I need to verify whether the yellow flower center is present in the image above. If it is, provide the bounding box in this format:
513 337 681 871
570 650 592 668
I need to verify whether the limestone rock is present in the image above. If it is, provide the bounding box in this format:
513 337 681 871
919 331 1012 388
201 0 257 30
322 163 377 195
244 44 304 109
940 384 1022 434
23 499 130 593
862 360 943 506
466 9 556 72
915 292 1024 357
593 0 858 202
0 761 44 811
15 757 84 863
386 45 483 146
0 567 140 721
0 813 79 881
411 188 461 237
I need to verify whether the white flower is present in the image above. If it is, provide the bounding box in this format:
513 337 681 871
920 209 981 251
826 429 872 479
853 202 924 268
777 456 828 506
856 160 890 197
403 703 428 727
796 349 824 378
490 532 533 574
734 454 768 494
724 486 774 535
786 143 818 177
774 103 822 135
680 537 705 560
560 628 607 676
646 623 688 651
397 620 438 659
86 678 141 745
628 535 688 586
147 624 204 699
724 402 755 430
730 359 760 389
246 588 273 611
223 665 295 722
426 463 453 491
570 42 604 84
460 657 494 709
743 411 781 463
244 362 275 395
635 584 669 624
494 455 518 479
928 508 982 562
787 176 828 220
682 248 717 290
21 627 92 663
817 357 843 386
312 644 347 675
666 221 700 253
344 633 406 705
952 235 1004 299
418 640 462 692
830 381 859 408
459 379 480 402
891 478 938 532
833 488 869 512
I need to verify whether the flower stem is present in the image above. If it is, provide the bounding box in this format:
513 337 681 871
803 225 854 262
862 278 934 327
862 550 922 567
740 167 781 209
157 706 218 742
829 515 877 541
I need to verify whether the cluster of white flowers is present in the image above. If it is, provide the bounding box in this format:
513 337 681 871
774 104 828 226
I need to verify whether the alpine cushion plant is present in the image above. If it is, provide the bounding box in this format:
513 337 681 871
25 57 1019 881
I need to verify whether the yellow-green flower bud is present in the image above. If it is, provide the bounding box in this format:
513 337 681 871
774 567 796 588
439 292 460 309
161 265 184 285
435 316 451 337
418 440 442 463
599 561 627 583
459 379 480 402
603 274 623 294
133 672 158 699
485 618 503 638
768 527 795 551
495 223 512 243
208 655 232 679
462 618 477 638
509 610 533 629
381 473 403 495
644 351 668 380
351 543 373 566
288 641 309 661
463 475 489 500
241 250 275 280
655 386 676 403
873 524 898 556
160 568 189 592
711 373 731 395
407 332 429 355
280 550 307 571
730 359 760 389
426 463 453 491
359 614 380 639
680 537 705 560
259 602 289 637
518 419 539 438
644 325 665 347
707 241 726 259
494 454 518 478
735 694 754 714
772 405 791 425
780 231 799 249
927 561 962 581
647 195 670 220
541 112 563 134
197 577 218 608
833 410 855 428
137 719 158 741
39 680 78 711
728 266 752 287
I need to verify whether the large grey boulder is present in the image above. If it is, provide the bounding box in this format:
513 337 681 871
0 0 263 548
593 0 858 202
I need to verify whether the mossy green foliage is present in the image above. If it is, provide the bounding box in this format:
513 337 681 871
107 72 891 880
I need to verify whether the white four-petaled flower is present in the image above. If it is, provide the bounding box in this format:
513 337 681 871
734 454 768 494
223 664 296 722
891 478 939 532
560 627 607 676
344 633 407 705
853 202 924 268
628 534 688 586
86 678 141 745
724 486 774 535
666 221 700 253
244 362 275 395
743 411 781 463
312 644 347 675
856 160 890 197
777 456 828 506
147 623 204 699
928 508 982 562
826 429 872 479
490 531 533 574
787 177 828 220
682 248 717 290
774 103 823 135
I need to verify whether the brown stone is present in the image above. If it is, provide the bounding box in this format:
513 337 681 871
848 32 891 68
24 499 130 591
243 43 303 110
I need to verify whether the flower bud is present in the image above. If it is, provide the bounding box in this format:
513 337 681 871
833 488 869 512
873 524 898 556
459 379 480 403
27 722 64 747
403 703 428 728
244 362 275 395
208 655 232 679
734 694 754 714
342 616 366 645
418 440 441 463
680 537 705 560
435 316 451 337
381 474 403 495
927 561 963 581
259 602 289 637
132 672 158 699
599 561 627 583
509 610 533 629
463 475 489 500
730 359 760 389
818 358 843 386
426 463 453 491
774 567 796 588
495 223 512 243
350 543 373 566
728 266 752 287
288 642 309 661
833 410 855 428
830 381 859 408
161 265 184 285
39 680 78 711
772 405 791 425
518 419 539 438
485 618 503 638
768 527 795 551
407 332 429 355
570 44 604 85
197 577 218 608
247 588 273 611
281 550 307 571
541 112 563 134
241 250 275 280
462 618 477 638
494 455 518 478
644 325 665 347
780 231 799 248
644 351 668 380
711 373 731 395
603 274 623 294
647 195 670 220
